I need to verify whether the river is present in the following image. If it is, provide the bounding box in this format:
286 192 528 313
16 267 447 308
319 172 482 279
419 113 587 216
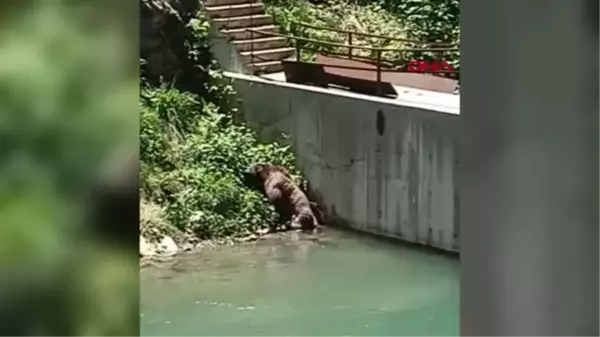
140 228 459 336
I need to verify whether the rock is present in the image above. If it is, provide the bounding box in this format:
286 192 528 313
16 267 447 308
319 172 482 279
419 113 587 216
196 240 216 249
235 234 259 243
140 257 156 268
156 236 178 257
256 228 271 236
140 236 156 257
181 242 194 252
139 235 178 257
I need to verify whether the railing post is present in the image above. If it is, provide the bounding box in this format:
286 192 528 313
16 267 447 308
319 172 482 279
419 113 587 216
436 50 443 77
292 23 301 62
376 49 382 96
400 50 404 72
348 32 353 59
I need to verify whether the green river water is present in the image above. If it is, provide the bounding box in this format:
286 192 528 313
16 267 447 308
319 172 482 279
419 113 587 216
140 229 459 336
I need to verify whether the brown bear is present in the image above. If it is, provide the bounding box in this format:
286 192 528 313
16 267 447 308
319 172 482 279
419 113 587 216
265 165 326 225
242 163 321 232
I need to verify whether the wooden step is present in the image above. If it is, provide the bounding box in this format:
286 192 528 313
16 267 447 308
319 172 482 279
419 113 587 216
232 36 289 52
205 2 264 18
240 47 295 63
221 24 278 40
212 14 272 29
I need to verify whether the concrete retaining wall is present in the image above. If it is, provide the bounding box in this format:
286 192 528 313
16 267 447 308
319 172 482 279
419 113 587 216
226 72 460 252
209 27 247 74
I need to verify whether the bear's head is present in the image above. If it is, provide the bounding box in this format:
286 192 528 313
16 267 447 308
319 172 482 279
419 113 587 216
242 163 272 191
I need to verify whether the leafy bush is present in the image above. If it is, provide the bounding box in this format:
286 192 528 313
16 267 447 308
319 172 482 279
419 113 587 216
140 10 305 240
140 198 175 242
389 0 460 71
377 0 459 43
263 0 459 70
265 0 410 62
140 84 302 239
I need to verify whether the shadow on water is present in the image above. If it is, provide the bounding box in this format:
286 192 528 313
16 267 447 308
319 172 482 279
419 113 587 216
140 228 459 336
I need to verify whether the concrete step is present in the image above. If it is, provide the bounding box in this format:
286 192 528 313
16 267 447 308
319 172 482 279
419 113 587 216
247 60 284 74
240 47 295 63
205 2 264 18
204 0 256 6
232 36 289 52
212 14 272 29
221 24 278 40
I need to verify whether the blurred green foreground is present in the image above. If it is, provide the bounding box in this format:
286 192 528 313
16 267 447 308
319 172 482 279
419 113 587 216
0 1 139 335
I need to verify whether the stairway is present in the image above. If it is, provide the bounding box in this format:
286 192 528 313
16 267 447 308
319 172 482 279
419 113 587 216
204 0 295 75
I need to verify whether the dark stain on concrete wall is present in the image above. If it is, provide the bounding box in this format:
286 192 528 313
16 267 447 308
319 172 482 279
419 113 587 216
376 109 385 136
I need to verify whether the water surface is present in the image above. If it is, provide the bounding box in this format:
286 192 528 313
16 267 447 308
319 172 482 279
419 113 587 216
141 229 459 336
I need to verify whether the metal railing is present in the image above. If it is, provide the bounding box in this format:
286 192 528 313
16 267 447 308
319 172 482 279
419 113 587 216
244 25 459 95
291 20 459 52
287 20 459 70
210 2 459 89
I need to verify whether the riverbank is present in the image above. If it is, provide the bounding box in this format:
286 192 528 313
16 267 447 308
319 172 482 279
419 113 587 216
139 227 273 262
140 0 310 248
139 226 328 266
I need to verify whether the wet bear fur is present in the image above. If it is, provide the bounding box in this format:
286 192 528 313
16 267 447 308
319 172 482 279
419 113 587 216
266 165 325 225
242 163 322 231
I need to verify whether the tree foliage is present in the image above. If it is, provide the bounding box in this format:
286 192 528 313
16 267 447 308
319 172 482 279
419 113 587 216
264 0 460 71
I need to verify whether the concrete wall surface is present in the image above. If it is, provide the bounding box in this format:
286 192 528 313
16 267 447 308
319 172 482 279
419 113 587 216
209 28 247 74
227 72 460 252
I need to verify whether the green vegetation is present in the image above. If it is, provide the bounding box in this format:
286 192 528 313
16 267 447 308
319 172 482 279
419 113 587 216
140 13 303 241
263 0 460 71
